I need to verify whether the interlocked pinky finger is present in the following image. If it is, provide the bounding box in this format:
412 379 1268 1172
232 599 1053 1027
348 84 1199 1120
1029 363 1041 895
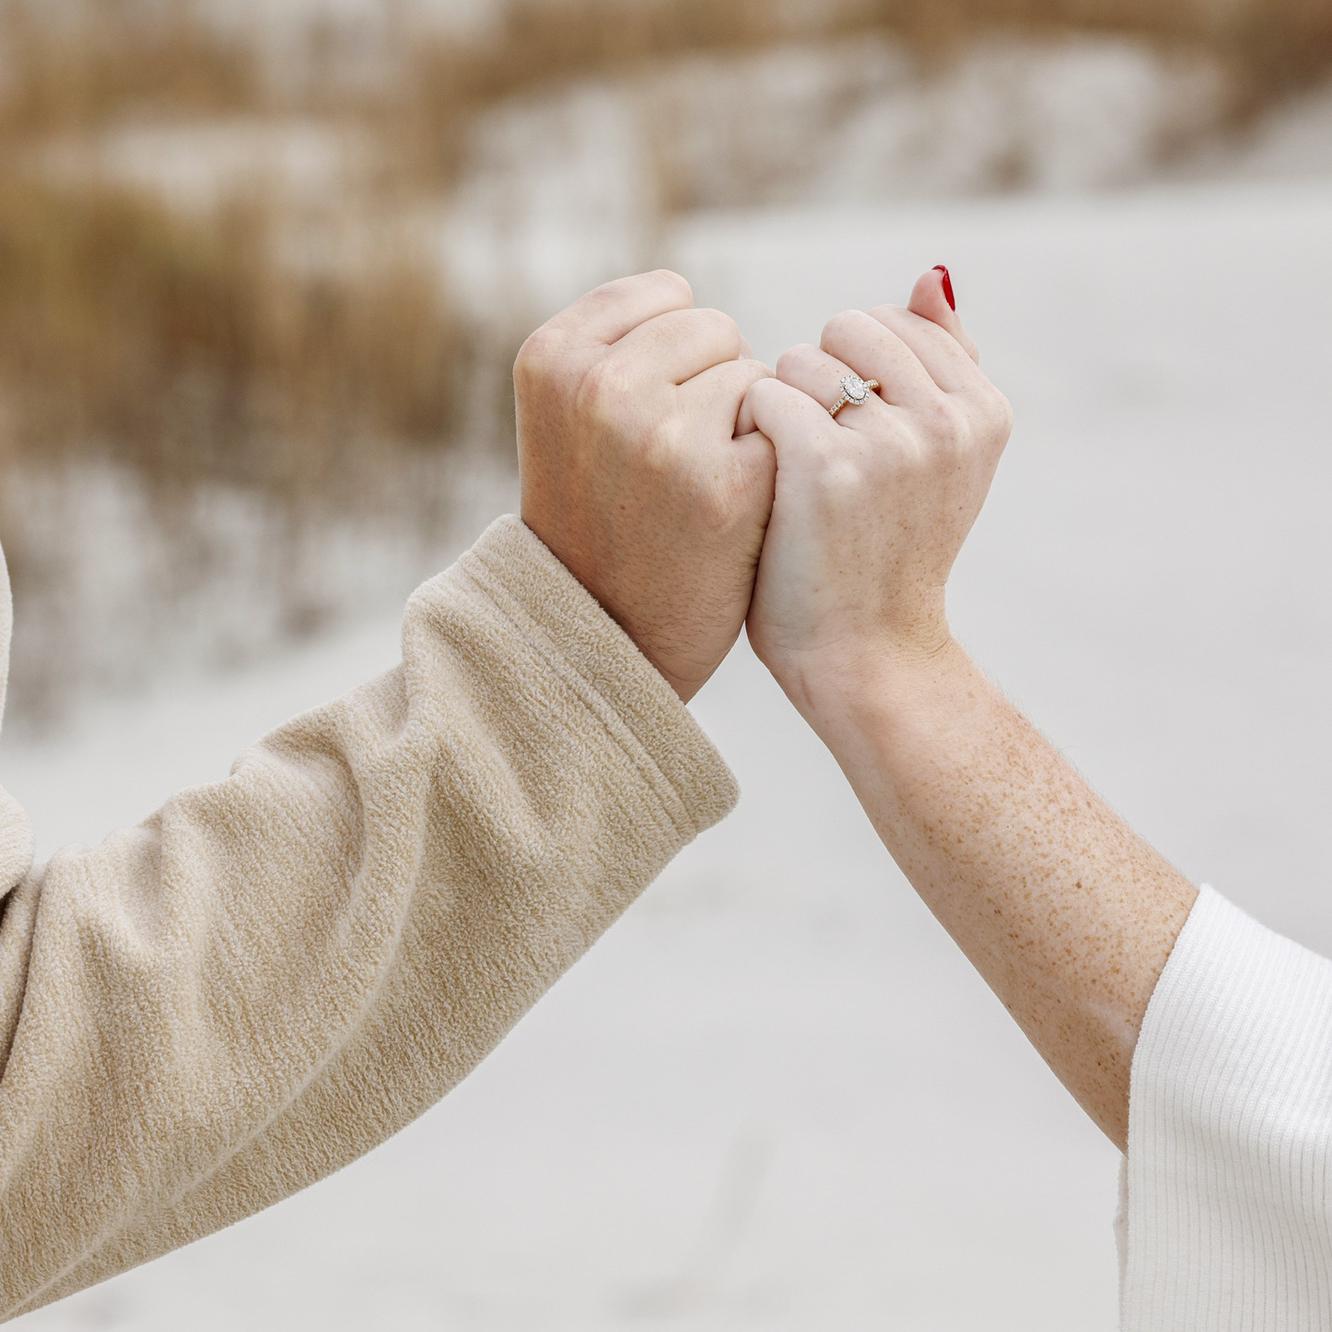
679 358 772 438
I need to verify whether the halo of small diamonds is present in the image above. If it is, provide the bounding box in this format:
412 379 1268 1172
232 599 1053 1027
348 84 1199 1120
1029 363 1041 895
829 374 880 418
841 374 870 403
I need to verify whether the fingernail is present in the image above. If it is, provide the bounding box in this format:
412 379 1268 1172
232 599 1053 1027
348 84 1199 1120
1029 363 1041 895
933 264 956 312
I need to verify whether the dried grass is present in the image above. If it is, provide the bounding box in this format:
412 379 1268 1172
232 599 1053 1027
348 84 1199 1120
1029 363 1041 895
0 1 261 138
5 1 1328 178
396 0 1332 175
0 177 466 504
0 0 1327 719
0 0 1324 490
415 0 1332 98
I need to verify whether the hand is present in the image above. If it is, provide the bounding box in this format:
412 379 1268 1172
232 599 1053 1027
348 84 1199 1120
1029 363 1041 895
744 266 1012 725
516 270 775 702
744 270 1194 1154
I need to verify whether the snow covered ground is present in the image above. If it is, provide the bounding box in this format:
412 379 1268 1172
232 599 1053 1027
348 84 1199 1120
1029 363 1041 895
8 176 1332 1330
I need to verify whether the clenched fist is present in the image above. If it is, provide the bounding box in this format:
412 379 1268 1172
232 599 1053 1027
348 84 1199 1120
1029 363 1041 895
745 266 1012 725
516 270 775 701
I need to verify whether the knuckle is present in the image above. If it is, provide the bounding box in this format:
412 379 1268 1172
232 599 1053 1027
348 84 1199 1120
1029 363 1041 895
824 451 864 488
816 448 869 502
745 373 781 409
649 267 693 305
821 309 864 346
868 303 905 326
699 306 740 337
989 388 1015 436
578 357 633 415
645 408 685 456
513 328 558 386
583 277 624 309
921 395 965 440
776 343 818 381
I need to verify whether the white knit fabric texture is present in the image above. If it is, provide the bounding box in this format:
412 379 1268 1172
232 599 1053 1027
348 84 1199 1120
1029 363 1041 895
1122 885 1332 1329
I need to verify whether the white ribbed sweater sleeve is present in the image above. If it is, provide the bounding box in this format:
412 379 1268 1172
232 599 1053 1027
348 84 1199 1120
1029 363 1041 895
1121 885 1332 1330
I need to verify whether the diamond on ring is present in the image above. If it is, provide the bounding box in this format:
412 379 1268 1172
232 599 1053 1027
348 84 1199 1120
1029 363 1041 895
829 374 880 419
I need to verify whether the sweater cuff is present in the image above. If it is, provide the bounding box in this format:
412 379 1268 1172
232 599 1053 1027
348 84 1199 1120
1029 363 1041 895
431 515 738 840
1121 885 1332 1328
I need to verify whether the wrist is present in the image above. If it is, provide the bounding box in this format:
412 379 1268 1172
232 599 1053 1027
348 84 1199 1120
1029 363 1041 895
776 634 972 749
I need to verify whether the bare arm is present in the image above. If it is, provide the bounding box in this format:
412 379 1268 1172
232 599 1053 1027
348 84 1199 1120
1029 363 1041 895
745 266 1196 1149
817 642 1195 1147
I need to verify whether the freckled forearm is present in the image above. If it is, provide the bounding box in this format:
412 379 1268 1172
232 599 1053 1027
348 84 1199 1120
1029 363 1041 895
808 641 1197 1150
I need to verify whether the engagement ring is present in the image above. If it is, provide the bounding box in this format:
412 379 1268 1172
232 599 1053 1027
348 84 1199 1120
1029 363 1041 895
829 374 879 419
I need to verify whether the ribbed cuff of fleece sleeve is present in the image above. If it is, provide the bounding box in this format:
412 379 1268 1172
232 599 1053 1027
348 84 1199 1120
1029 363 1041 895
447 514 739 840
1120 885 1332 1331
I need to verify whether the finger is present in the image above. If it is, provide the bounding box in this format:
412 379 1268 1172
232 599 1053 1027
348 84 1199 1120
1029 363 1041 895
611 307 743 385
820 309 940 409
731 427 778 523
867 304 984 394
543 269 694 346
680 357 772 437
907 265 980 364
743 376 841 468
774 343 892 431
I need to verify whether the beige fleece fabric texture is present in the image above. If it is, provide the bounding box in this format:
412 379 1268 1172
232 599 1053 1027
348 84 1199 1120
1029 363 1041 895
0 516 738 1320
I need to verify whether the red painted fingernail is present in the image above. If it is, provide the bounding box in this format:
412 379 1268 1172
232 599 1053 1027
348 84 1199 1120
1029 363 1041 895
933 264 956 311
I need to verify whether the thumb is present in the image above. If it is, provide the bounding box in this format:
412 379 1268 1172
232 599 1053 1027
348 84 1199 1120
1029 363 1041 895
743 377 836 474
908 264 980 364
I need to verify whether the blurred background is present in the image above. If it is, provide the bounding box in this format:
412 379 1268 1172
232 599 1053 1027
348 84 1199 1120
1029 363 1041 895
3 1 1331 1329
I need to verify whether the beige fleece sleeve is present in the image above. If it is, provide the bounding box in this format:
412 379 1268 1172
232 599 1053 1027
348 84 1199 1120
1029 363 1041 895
0 516 738 1320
